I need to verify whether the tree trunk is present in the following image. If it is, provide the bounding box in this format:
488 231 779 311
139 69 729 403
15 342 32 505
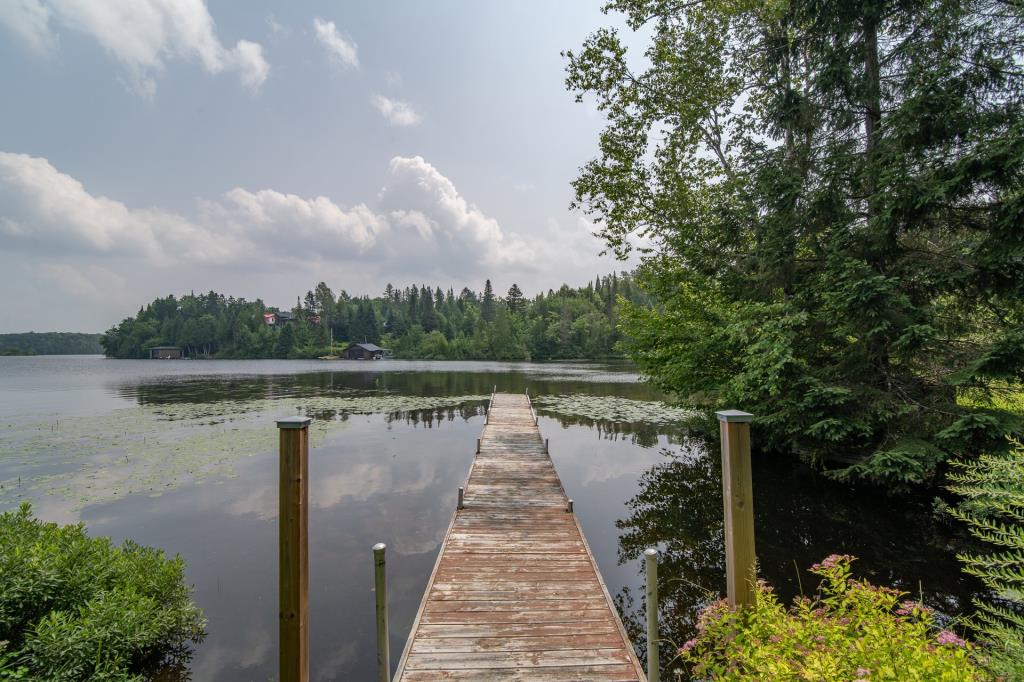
863 12 882 217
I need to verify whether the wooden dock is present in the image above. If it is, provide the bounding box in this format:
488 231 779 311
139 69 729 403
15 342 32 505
393 393 647 682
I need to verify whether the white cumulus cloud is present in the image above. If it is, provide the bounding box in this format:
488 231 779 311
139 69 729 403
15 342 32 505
0 0 56 55
0 151 234 263
0 0 268 95
313 18 358 69
0 151 613 292
371 94 421 127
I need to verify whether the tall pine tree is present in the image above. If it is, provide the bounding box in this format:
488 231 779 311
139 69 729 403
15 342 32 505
481 279 496 322
506 283 525 314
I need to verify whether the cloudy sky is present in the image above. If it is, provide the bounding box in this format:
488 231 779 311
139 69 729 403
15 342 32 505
0 1 638 333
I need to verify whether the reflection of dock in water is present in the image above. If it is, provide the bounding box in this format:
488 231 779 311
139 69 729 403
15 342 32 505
393 392 646 681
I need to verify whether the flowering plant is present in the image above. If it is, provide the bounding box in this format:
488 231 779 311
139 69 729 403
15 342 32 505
677 555 981 680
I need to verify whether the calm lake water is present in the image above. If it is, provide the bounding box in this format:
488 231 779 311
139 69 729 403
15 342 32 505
0 356 983 680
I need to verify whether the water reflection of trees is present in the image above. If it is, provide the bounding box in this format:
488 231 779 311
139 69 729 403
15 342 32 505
301 404 487 427
116 368 663 406
615 447 988 674
615 447 724 671
536 411 686 446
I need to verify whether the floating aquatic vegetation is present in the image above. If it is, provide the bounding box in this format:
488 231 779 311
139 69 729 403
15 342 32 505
532 394 693 425
0 394 486 511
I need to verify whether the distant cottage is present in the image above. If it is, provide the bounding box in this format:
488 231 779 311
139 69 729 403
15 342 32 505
263 311 297 326
345 343 390 360
149 346 182 359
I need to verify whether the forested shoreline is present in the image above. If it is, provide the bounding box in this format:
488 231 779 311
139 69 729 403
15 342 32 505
0 332 103 355
100 273 649 361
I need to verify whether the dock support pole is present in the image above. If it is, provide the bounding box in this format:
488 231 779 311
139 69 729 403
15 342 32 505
373 543 390 682
545 438 549 454
476 438 481 454
457 486 465 510
566 498 573 513
716 410 756 607
277 416 311 682
644 548 659 682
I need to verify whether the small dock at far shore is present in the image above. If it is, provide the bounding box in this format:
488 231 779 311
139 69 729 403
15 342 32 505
392 392 647 681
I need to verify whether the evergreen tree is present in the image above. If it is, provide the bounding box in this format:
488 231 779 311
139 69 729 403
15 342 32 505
566 0 1024 485
506 283 525 315
481 279 496 322
274 323 295 359
420 286 439 332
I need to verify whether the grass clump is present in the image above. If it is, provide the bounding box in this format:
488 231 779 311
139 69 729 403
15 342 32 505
0 503 205 681
677 555 982 681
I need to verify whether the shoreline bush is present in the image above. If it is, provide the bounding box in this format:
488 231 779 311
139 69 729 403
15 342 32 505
677 555 981 680
0 504 205 681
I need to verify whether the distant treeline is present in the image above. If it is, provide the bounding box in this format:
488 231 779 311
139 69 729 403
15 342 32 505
101 273 650 360
0 332 103 355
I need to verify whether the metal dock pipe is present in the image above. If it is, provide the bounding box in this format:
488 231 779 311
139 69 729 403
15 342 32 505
645 547 659 682
373 543 390 682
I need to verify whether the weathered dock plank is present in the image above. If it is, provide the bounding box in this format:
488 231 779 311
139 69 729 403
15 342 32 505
394 393 646 682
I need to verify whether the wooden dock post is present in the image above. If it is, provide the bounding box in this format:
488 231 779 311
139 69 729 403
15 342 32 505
373 543 390 682
716 410 756 607
644 548 659 682
277 416 311 682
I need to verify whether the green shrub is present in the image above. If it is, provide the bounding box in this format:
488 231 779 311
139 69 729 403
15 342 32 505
0 504 205 681
948 440 1024 680
678 555 981 681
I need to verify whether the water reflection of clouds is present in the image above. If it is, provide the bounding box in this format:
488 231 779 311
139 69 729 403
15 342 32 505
224 448 450 525
576 443 662 486
188 626 273 681
314 641 358 682
80 414 477 681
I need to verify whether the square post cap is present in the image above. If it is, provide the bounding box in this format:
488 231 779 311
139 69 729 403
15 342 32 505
276 416 312 429
716 410 753 423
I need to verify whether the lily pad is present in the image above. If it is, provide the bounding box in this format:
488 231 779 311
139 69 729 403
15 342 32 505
533 394 693 425
0 394 486 511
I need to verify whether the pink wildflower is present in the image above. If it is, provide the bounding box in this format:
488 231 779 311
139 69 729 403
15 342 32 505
679 638 698 654
896 600 916 616
935 630 966 648
810 553 855 571
856 668 870 677
696 598 729 633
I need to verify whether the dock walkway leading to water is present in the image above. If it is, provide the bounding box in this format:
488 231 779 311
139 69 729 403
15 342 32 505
394 392 647 682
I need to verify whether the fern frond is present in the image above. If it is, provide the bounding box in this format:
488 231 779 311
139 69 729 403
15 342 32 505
948 439 1024 678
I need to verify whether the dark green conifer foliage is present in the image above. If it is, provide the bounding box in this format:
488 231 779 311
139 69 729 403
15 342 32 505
565 0 1024 485
481 279 496 322
506 283 525 314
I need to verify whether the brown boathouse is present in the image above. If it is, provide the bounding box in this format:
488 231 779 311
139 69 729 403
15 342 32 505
148 346 182 359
